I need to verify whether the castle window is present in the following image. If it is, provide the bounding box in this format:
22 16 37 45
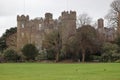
22 23 24 28
39 24 42 30
21 32 24 37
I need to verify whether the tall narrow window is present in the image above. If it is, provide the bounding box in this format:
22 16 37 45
22 23 24 28
39 24 42 30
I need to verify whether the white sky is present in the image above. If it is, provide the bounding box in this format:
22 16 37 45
0 0 114 36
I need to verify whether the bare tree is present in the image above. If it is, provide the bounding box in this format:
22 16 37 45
76 25 98 62
43 30 62 62
105 0 120 28
77 13 92 27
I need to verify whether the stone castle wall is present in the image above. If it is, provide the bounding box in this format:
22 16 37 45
97 18 116 42
17 11 76 51
17 11 117 52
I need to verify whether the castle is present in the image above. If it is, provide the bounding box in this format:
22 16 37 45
97 18 116 42
16 11 117 51
17 11 76 51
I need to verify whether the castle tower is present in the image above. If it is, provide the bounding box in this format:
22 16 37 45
17 15 29 50
61 11 76 45
97 18 105 42
98 18 104 29
45 13 53 20
44 13 55 34
44 13 53 27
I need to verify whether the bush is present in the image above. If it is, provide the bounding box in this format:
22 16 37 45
22 44 38 60
101 52 112 62
16 53 26 62
35 50 47 61
4 49 19 62
0 53 4 62
115 59 120 63
46 49 55 60
101 42 120 62
112 53 120 61
90 55 101 62
36 49 56 60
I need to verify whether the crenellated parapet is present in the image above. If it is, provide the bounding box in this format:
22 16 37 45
61 11 76 20
16 11 77 51
45 13 53 20
98 18 104 29
17 15 29 21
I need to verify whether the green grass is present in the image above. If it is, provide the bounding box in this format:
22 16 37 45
0 63 120 80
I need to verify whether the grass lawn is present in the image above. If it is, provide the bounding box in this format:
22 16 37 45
0 63 120 80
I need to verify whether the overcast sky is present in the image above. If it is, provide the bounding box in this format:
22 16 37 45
0 0 113 36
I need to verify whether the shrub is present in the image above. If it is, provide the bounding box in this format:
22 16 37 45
90 55 101 62
115 59 120 63
46 49 55 60
4 49 19 62
112 53 120 61
35 50 47 61
101 42 120 62
22 44 38 60
36 49 59 61
101 52 112 62
0 53 4 62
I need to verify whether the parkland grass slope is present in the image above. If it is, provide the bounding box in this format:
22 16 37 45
0 63 120 80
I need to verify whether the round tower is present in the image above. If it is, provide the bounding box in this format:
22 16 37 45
97 18 105 42
44 13 54 28
98 18 104 29
45 13 53 20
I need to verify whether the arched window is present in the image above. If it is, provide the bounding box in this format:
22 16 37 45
22 23 24 28
39 24 42 30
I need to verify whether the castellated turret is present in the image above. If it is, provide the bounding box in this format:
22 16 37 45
61 11 76 45
17 15 30 50
17 15 29 21
45 13 53 20
44 13 54 29
61 11 76 20
98 18 104 29
17 15 29 30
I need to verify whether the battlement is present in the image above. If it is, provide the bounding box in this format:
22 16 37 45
30 17 44 23
17 15 29 21
98 18 104 28
45 13 53 20
16 11 77 51
61 11 76 20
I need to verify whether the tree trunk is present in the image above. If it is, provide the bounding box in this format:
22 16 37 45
117 13 120 35
55 53 59 62
82 50 85 62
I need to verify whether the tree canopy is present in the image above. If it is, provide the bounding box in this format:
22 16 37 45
0 27 17 52
43 30 62 62
22 44 38 60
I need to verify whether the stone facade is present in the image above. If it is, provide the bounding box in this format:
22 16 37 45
17 11 117 52
17 11 76 51
60 11 76 45
97 18 116 42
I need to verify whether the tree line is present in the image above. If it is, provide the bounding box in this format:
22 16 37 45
0 0 120 63
0 24 120 63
